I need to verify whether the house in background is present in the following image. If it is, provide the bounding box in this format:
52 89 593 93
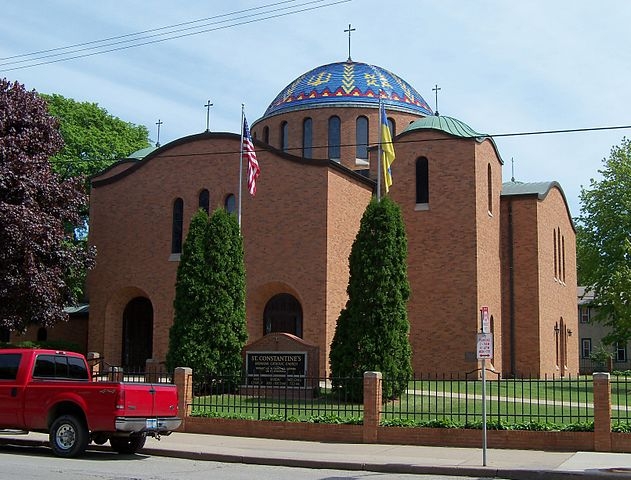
578 287 630 373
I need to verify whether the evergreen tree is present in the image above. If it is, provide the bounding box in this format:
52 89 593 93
0 79 94 332
166 208 248 378
329 196 412 401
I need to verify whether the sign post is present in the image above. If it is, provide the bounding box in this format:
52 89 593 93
477 307 493 467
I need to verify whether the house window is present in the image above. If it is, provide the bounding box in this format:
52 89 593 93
616 343 627 362
581 338 592 359
579 305 590 323
37 327 48 342
171 198 184 254
415 157 429 205
302 117 312 159
328 116 341 160
355 115 368 160
263 126 269 144
280 121 289 152
0 327 10 343
198 189 210 214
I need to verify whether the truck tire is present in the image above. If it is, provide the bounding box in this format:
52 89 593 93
110 433 147 454
49 415 89 458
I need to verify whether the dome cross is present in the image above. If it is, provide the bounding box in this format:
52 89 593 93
344 24 356 62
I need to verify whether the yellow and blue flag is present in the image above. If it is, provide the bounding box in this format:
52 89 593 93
380 103 395 192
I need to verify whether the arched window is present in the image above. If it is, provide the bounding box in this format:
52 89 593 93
263 126 270 144
328 116 341 161
302 117 313 158
280 121 289 152
224 194 236 214
198 189 210 214
355 116 368 160
553 229 558 279
171 198 184 254
263 293 303 338
487 163 493 214
415 157 429 204
388 117 396 137
562 235 566 283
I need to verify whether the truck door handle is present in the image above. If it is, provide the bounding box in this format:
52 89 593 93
10 388 17 397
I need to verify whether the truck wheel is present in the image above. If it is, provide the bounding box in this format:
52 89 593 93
49 415 89 458
110 433 147 454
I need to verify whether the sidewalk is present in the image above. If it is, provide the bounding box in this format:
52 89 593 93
1 431 630 479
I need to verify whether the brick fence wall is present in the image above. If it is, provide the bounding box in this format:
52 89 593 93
172 369 631 453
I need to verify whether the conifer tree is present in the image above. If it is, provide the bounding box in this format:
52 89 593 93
329 196 412 401
166 208 248 378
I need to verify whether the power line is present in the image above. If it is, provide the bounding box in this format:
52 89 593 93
34 123 631 165
0 0 350 72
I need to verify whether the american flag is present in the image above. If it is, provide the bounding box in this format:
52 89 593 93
243 116 260 196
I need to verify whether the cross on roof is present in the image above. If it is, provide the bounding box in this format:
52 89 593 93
344 24 356 62
204 99 213 132
432 84 441 116
155 119 163 147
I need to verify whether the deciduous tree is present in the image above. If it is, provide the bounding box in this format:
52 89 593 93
0 79 94 331
577 137 631 344
329 196 412 401
40 93 150 181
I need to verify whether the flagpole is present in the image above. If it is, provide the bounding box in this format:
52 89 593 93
377 96 382 202
238 104 245 228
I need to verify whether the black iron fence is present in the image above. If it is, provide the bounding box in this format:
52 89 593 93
381 372 595 427
190 371 631 428
190 373 363 421
88 358 174 384
611 375 631 428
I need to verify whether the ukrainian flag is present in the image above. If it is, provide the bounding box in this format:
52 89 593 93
380 103 395 192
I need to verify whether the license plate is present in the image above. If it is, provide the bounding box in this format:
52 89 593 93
146 418 158 429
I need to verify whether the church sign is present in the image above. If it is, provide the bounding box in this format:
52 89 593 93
246 351 307 388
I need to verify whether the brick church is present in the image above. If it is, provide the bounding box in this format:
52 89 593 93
86 59 578 377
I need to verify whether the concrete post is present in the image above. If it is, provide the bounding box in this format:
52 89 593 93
86 352 101 379
174 367 193 431
363 371 382 443
593 372 612 452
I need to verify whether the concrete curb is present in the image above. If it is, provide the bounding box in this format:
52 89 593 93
0 437 627 479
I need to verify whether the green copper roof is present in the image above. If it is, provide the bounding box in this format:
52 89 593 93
402 115 484 138
127 145 157 160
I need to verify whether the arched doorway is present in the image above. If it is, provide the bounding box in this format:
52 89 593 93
263 293 303 338
122 297 153 370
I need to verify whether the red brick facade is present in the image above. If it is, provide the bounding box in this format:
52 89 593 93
86 62 577 378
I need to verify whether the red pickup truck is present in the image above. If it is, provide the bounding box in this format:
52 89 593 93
0 349 181 457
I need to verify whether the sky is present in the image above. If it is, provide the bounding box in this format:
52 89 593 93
2 0 631 217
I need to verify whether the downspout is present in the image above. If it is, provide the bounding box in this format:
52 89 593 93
508 199 516 376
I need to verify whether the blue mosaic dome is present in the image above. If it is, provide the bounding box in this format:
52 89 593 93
262 60 433 118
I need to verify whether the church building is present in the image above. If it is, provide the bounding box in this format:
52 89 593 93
86 59 578 377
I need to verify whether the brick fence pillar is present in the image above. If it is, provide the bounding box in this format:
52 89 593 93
363 371 382 443
593 372 612 452
174 367 193 431
145 358 160 383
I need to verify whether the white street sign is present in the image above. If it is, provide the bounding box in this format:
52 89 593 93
477 333 493 359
